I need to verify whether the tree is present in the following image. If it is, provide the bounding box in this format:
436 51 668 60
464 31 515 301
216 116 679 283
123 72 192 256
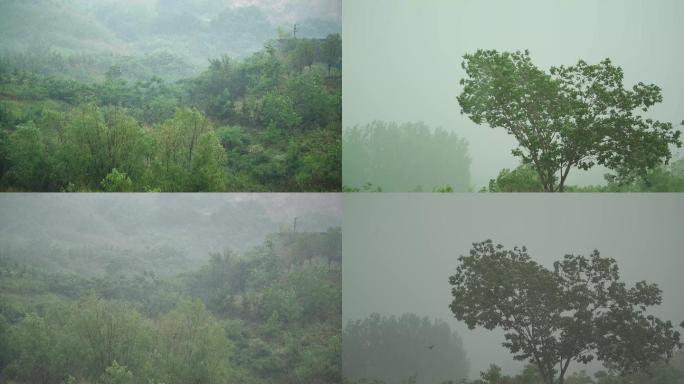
150 107 226 191
286 70 337 129
7 313 67 384
343 122 471 192
325 226 342 270
101 168 134 192
260 91 302 130
0 315 9 374
105 65 123 82
100 360 133 384
602 157 684 192
485 164 543 192
154 299 232 384
458 50 682 191
343 313 469 384
187 249 246 315
288 268 340 324
292 39 316 71
473 364 515 384
448 240 683 384
5 122 49 190
323 33 342 75
72 295 151 379
62 104 147 189
190 130 227 191
257 285 303 324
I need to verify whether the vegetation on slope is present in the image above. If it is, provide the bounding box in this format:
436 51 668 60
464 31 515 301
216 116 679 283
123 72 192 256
0 228 342 383
0 34 342 191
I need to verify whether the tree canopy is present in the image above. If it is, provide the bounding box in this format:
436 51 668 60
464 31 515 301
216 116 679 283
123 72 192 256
343 121 471 192
481 157 684 192
343 313 469 384
458 50 682 191
0 35 341 192
448 240 683 384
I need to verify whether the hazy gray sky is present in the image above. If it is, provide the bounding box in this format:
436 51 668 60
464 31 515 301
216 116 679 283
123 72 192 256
343 0 684 189
343 194 684 378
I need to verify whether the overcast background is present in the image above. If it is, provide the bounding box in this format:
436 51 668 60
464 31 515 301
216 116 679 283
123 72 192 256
342 193 684 378
342 0 684 189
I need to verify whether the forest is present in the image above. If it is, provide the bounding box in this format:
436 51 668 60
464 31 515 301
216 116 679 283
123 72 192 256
343 313 469 384
0 0 341 191
343 122 471 192
0 211 341 383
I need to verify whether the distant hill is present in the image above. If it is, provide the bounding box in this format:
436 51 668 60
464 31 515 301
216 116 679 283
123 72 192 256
0 195 341 276
0 0 341 69
0 0 127 54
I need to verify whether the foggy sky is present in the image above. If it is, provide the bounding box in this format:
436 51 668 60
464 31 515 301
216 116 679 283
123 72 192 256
0 193 341 260
342 194 684 378
342 0 684 189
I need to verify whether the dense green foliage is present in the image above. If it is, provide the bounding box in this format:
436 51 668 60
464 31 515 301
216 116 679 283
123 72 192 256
344 356 684 384
448 240 682 384
458 49 682 192
452 357 684 384
343 122 471 192
0 35 341 191
343 313 469 384
0 228 342 383
481 164 543 192
481 158 684 192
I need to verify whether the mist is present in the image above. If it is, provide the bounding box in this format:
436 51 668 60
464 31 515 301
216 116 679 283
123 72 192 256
342 0 684 190
342 193 684 379
0 0 341 77
0 193 341 275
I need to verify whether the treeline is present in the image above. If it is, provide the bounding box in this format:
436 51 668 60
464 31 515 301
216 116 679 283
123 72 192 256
0 228 342 383
343 122 471 192
342 342 684 384
455 359 684 384
343 313 469 384
483 160 684 192
0 243 193 278
0 34 342 191
341 118 684 192
0 50 198 83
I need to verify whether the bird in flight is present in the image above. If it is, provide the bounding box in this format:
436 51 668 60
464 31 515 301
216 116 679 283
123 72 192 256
426 345 434 350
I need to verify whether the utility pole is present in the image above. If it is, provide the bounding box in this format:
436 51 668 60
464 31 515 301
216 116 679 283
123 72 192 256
293 23 298 39
293 217 298 233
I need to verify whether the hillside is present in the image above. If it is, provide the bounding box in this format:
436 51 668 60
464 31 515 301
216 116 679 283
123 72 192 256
0 227 342 383
0 0 341 81
0 34 342 192
0 194 341 277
